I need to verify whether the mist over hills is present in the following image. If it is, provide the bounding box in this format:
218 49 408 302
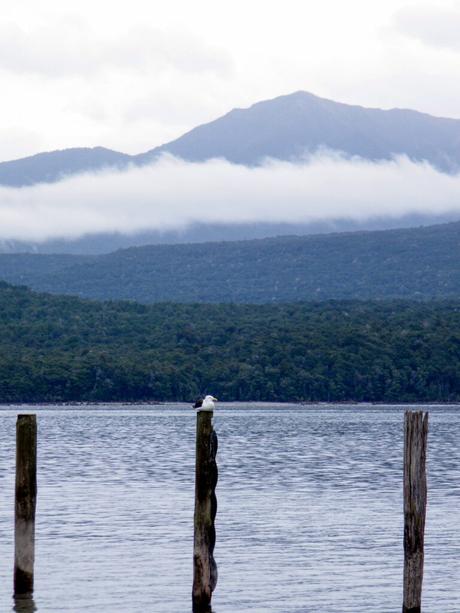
1 221 460 303
2 91 460 190
0 213 457 255
2 91 460 253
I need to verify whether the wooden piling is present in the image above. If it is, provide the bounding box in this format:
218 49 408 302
193 409 218 611
13 596 37 612
403 410 428 613
14 415 37 598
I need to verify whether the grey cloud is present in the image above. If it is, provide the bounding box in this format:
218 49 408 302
0 154 460 242
0 21 233 78
393 5 460 52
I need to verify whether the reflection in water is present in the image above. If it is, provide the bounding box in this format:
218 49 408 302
13 596 37 612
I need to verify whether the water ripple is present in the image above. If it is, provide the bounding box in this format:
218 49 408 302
0 404 458 612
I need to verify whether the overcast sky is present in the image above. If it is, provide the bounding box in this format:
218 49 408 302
2 0 460 161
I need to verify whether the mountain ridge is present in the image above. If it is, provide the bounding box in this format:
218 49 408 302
0 146 130 187
2 91 460 188
136 90 460 169
1 220 460 303
2 90 460 255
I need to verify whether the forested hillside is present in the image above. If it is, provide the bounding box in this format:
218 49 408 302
1 221 460 303
1 282 460 403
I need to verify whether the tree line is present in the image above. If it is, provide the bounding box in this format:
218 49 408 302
1 282 460 403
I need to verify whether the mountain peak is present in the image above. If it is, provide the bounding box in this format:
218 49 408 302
2 91 460 187
138 90 460 169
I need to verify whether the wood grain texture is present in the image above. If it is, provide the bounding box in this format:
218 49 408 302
193 410 218 611
403 411 428 613
14 415 37 597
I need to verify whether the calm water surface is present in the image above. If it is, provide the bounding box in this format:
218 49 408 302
0 404 459 612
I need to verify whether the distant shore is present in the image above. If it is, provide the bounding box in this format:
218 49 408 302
1 400 460 408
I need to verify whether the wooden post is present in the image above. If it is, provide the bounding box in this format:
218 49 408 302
14 415 37 599
403 411 428 613
13 596 37 612
193 410 218 612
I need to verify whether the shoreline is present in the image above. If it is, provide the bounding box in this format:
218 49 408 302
1 400 460 408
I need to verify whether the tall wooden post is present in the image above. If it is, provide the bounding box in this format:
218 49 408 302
14 415 37 599
193 410 218 612
403 411 428 613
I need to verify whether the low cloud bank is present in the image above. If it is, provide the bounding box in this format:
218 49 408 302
0 153 460 242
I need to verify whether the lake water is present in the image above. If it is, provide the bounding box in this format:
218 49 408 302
0 404 459 612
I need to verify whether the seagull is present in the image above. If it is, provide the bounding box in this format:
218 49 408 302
193 395 218 411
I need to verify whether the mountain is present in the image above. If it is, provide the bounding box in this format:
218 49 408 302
2 281 460 402
0 146 130 187
2 91 460 189
138 91 460 171
1 221 460 303
2 91 460 254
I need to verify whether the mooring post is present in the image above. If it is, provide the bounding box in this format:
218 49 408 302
193 409 218 612
403 410 428 613
14 415 37 599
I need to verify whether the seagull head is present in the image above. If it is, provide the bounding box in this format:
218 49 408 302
201 395 218 410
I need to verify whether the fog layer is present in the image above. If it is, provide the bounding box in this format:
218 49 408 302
0 154 459 241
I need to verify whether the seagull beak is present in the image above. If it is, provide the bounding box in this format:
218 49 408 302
212 396 218 402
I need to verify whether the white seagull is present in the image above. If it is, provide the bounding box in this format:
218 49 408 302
193 395 218 411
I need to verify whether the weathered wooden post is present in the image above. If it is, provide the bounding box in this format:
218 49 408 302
14 415 37 599
403 410 428 613
193 409 218 611
13 595 37 612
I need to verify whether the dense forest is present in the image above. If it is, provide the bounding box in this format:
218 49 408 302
1 221 460 303
1 281 460 403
